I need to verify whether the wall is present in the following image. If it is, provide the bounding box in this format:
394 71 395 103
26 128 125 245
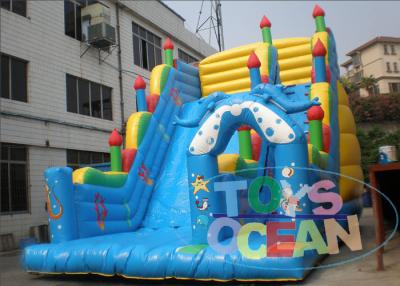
0 0 215 244
359 42 400 94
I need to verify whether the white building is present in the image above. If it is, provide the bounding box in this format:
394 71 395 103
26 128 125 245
0 0 216 249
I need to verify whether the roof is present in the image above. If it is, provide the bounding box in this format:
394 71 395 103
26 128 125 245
346 36 400 56
157 1 185 22
341 59 352 68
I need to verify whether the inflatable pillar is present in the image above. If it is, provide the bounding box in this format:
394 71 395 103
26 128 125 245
187 154 225 244
307 106 325 151
45 167 78 243
247 51 262 89
259 15 280 84
313 39 327 83
163 38 174 67
109 128 123 172
274 142 311 216
313 5 326 32
238 53 262 160
237 125 253 160
259 15 272 44
134 76 147 112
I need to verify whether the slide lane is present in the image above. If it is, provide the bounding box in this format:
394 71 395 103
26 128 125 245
74 61 201 237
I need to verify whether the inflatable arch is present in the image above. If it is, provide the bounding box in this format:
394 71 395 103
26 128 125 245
176 88 320 243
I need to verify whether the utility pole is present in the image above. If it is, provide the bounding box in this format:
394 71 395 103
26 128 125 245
196 0 225 51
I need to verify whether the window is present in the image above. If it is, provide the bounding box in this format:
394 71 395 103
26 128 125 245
371 85 380 96
66 149 110 170
178 49 199 64
1 0 26 17
386 62 392 73
132 22 162 71
391 45 396 55
66 74 113 120
394 62 399 73
1 143 28 214
383 44 389 55
352 71 363 84
64 0 97 40
352 54 361 67
389 83 400 93
1 54 27 102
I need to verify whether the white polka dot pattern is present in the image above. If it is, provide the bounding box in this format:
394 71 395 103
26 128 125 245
189 101 296 155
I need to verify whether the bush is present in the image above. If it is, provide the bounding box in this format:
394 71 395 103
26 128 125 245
349 93 400 123
357 127 400 180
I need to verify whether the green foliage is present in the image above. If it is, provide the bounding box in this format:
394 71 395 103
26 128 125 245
349 93 400 123
359 75 378 96
340 76 358 94
357 127 400 180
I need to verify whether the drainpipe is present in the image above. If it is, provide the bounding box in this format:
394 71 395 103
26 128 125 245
116 1 125 137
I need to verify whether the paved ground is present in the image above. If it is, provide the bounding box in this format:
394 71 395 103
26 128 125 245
0 208 399 286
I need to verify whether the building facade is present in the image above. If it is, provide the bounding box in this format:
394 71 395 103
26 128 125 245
0 0 216 248
341 36 400 97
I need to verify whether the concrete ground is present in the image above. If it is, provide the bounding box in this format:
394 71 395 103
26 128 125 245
0 208 399 286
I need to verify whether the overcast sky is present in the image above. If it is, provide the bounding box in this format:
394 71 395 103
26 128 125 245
164 1 400 68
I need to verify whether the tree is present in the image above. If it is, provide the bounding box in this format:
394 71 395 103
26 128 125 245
359 75 378 96
340 76 358 94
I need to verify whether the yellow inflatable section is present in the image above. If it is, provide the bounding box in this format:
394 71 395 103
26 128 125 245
199 42 270 96
337 82 364 201
198 38 314 97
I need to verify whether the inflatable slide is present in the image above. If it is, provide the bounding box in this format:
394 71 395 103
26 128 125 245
23 5 363 281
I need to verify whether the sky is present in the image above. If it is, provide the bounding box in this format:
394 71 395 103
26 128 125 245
164 1 400 68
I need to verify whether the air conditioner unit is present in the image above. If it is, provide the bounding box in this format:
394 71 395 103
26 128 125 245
87 22 116 49
81 3 115 49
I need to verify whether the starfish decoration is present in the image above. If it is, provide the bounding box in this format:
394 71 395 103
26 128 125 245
191 175 210 195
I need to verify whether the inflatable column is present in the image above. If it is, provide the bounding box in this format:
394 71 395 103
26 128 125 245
45 167 78 242
163 38 174 67
307 106 324 151
236 52 262 160
313 39 327 83
237 125 253 160
134 76 147 112
274 141 311 217
109 129 123 172
259 15 280 84
259 15 272 44
313 5 326 32
187 154 224 244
